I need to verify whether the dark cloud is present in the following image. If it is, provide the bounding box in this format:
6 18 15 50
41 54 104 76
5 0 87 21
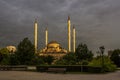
0 0 120 54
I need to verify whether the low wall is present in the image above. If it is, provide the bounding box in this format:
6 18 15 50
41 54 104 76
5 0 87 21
36 65 102 73
0 65 27 71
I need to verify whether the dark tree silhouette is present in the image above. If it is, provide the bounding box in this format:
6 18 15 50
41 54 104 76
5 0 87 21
76 43 93 62
16 37 35 65
110 49 120 67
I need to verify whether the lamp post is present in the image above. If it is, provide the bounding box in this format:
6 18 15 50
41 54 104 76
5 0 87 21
119 54 120 67
99 46 105 72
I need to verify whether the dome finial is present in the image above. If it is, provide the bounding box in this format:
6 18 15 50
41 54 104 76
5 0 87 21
35 18 37 23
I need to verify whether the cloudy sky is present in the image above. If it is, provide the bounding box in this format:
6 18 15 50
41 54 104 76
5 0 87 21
0 0 120 53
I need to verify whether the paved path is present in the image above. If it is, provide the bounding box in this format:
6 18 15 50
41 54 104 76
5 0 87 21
0 71 119 80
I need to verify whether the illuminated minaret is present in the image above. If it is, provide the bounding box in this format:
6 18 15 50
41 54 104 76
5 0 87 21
45 27 48 46
68 16 71 52
34 19 38 53
73 26 76 53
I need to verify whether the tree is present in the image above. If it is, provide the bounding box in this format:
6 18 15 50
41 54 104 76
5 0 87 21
0 48 9 54
0 48 10 65
16 37 35 65
9 54 19 65
75 43 93 63
29 55 45 65
0 53 3 62
110 49 120 67
44 55 54 65
55 52 77 65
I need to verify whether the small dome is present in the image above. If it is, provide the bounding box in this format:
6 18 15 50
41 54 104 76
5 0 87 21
47 41 60 48
6 46 16 53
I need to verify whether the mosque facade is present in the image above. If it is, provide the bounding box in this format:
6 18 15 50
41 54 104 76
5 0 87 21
34 16 76 59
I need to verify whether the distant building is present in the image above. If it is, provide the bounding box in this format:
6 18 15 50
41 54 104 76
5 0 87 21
6 46 16 53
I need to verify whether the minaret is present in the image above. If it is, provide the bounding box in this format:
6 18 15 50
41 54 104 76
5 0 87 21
34 19 38 53
73 26 76 53
68 16 71 52
45 27 48 46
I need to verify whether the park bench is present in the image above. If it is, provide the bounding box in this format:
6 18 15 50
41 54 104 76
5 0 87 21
47 68 66 73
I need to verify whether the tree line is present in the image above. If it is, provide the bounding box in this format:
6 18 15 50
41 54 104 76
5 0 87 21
0 38 120 70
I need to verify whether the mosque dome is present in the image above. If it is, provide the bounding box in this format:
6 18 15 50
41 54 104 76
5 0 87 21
48 41 59 44
40 41 67 53
47 41 60 49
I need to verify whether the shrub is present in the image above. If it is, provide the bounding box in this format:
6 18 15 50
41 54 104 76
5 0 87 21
55 52 77 65
36 65 85 72
88 56 116 72
87 66 102 73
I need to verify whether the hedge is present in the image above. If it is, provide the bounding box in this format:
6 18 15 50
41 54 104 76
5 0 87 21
36 65 102 73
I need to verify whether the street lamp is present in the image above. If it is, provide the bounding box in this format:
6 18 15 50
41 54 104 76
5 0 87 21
99 46 105 71
119 54 120 67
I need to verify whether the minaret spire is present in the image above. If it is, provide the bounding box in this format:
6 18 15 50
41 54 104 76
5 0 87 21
68 16 70 20
45 27 48 46
34 19 38 53
73 25 76 53
68 16 71 52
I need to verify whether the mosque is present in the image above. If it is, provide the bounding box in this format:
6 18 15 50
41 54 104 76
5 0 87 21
34 16 76 59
